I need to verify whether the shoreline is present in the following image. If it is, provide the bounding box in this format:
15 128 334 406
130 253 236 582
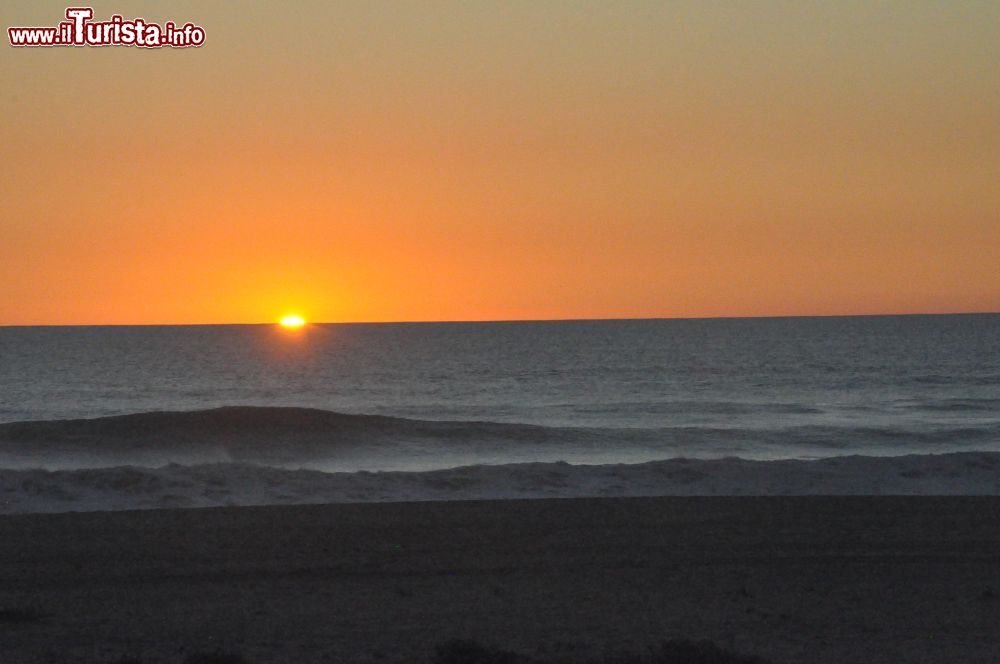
1 496 998 662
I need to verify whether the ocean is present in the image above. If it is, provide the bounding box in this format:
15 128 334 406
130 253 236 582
1 314 997 512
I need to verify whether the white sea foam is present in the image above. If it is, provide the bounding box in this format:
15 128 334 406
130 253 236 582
2 452 998 514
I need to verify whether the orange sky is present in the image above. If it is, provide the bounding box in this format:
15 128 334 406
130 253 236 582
1 1 997 325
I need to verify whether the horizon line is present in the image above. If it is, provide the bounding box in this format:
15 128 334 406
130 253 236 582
1 310 997 328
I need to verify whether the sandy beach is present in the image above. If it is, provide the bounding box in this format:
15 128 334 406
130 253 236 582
1 496 998 663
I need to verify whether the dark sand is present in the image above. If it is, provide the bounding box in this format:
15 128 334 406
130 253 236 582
1 497 998 663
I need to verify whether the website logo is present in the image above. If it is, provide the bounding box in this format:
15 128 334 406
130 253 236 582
8 7 205 48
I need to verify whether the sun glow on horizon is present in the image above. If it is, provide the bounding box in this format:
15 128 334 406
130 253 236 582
279 315 306 329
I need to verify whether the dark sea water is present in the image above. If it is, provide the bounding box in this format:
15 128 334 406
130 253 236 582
0 314 997 511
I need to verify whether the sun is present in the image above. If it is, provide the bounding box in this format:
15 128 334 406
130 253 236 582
279 315 306 329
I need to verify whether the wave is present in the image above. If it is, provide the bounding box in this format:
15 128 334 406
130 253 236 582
894 397 1000 413
1 406 997 471
0 406 581 466
1 452 998 514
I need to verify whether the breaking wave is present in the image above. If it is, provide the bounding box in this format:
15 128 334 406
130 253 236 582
1 452 999 514
1 406 996 470
0 406 997 513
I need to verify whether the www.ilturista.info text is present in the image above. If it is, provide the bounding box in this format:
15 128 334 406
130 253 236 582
8 7 205 48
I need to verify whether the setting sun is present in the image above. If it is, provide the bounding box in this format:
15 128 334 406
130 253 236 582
279 315 306 329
